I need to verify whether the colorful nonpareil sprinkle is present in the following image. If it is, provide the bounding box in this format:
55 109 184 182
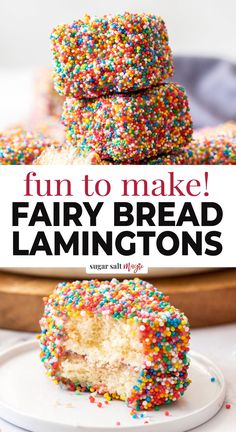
0 128 56 165
62 83 192 162
33 123 236 165
39 278 190 410
7 116 64 144
51 13 173 99
143 154 188 165
89 396 95 403
145 122 236 165
191 122 236 164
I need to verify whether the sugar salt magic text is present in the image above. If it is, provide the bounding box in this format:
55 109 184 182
11 171 223 257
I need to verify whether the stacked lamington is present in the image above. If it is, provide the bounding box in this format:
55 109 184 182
50 12 193 164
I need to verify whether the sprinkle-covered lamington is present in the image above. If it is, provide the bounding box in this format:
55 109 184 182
62 83 193 163
192 121 236 164
50 13 173 98
39 278 190 410
0 128 56 165
146 122 236 165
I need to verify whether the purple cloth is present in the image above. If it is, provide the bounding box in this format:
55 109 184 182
173 56 236 129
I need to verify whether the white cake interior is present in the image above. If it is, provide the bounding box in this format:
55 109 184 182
59 314 144 397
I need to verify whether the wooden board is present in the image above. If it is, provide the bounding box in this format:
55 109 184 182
0 269 236 332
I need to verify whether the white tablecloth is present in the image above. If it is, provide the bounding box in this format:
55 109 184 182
0 324 236 431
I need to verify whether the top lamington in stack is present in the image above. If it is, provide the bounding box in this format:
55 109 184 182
49 13 193 164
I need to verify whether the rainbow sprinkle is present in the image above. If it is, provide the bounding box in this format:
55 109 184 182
33 123 236 165
192 122 236 164
50 13 173 99
39 278 190 410
0 128 56 165
62 83 192 162
145 122 236 165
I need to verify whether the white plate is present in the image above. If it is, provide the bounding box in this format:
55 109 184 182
3 267 213 279
0 340 225 432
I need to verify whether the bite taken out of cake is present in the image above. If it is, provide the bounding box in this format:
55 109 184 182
39 278 190 411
